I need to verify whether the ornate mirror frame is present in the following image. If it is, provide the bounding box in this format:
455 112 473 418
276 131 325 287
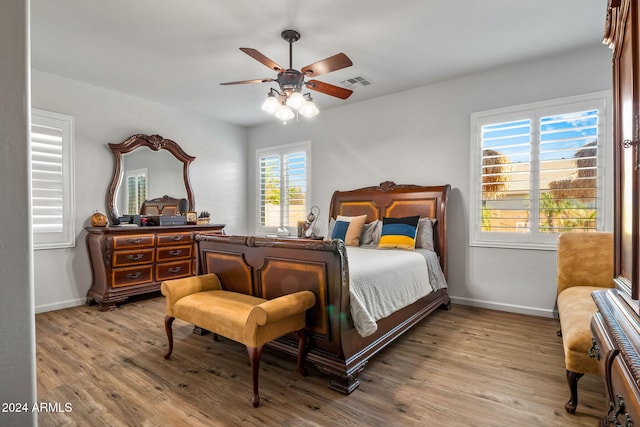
105 134 196 224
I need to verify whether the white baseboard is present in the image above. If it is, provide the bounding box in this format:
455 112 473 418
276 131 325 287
450 296 558 319
35 298 85 314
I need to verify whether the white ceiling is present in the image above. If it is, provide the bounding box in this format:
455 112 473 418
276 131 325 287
30 0 608 127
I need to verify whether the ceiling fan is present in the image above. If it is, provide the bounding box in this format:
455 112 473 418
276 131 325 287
220 29 354 121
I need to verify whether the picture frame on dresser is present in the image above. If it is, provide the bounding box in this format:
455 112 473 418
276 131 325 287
186 212 197 225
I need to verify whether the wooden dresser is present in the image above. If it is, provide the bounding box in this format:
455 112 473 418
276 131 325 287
85 224 224 310
591 289 640 426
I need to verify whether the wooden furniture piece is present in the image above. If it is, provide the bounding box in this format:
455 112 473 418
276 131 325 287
588 1 640 424
591 289 640 426
196 181 450 394
86 224 224 311
161 273 316 407
105 133 195 224
556 232 614 414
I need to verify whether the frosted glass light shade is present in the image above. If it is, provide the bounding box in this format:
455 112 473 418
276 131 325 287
261 95 279 114
286 91 305 110
299 100 319 118
275 105 295 121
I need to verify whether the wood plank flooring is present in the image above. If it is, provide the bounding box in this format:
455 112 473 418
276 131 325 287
36 297 606 426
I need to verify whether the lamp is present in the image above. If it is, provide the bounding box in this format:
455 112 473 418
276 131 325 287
262 88 319 123
303 205 320 238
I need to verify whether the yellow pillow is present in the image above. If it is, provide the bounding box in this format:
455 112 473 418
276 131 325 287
332 215 368 246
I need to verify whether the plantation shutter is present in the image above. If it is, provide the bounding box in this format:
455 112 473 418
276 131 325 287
257 142 310 232
31 109 75 249
480 119 532 232
538 109 599 233
470 92 608 249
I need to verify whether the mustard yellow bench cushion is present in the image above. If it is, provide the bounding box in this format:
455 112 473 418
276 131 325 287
557 285 603 376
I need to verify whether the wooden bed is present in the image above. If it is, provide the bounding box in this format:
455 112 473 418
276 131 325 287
196 181 451 393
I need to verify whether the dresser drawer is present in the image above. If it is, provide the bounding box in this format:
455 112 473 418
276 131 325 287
156 245 192 261
112 265 153 287
610 356 640 424
113 234 155 249
157 232 192 246
112 248 155 267
156 260 192 281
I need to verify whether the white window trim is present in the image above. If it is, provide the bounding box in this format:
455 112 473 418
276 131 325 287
31 108 75 250
469 91 612 250
255 141 311 235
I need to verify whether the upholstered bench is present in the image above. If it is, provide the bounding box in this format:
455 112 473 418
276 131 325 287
161 273 316 407
556 232 613 414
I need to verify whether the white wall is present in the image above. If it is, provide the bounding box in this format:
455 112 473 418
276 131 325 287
31 70 248 313
247 44 613 318
0 0 37 425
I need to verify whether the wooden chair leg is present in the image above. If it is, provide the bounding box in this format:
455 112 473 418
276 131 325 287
164 316 175 359
565 370 584 414
296 328 308 377
247 346 263 408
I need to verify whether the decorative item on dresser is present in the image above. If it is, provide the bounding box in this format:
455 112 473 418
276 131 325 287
86 224 225 311
588 0 640 424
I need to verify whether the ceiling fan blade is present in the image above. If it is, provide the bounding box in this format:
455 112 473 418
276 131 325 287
239 48 285 72
220 78 274 85
301 53 353 77
306 80 353 99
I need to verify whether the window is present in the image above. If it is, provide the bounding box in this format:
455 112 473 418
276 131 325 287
256 141 310 234
470 92 610 249
124 168 148 215
31 109 75 249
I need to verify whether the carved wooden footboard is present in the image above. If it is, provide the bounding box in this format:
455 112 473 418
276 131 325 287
196 182 451 393
196 234 449 393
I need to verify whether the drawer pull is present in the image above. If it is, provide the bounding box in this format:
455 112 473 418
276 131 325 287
127 254 144 261
588 338 601 361
607 394 633 427
171 235 184 241
126 272 142 280
168 249 183 256
127 237 143 244
167 267 182 274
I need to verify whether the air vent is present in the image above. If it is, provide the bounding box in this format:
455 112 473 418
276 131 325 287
339 75 373 89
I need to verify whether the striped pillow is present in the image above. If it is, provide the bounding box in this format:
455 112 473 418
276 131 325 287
378 216 420 250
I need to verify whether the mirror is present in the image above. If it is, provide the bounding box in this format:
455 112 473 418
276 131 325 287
105 134 195 224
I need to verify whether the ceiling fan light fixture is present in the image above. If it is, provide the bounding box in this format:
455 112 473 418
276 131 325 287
299 98 319 118
286 91 305 110
275 104 295 122
221 29 353 124
261 92 280 114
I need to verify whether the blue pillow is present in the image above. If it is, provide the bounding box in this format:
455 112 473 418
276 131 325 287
331 220 350 241
378 216 420 250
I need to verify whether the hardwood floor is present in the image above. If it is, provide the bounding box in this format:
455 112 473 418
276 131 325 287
36 297 606 426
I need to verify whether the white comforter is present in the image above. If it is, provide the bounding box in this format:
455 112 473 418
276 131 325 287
347 246 447 337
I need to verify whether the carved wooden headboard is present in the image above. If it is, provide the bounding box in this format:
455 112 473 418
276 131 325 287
329 181 450 278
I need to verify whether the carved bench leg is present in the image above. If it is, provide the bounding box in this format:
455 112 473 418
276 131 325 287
296 328 308 377
565 370 584 414
164 316 175 359
247 346 264 408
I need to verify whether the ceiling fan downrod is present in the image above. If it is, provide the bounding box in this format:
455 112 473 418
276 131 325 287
281 29 300 70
